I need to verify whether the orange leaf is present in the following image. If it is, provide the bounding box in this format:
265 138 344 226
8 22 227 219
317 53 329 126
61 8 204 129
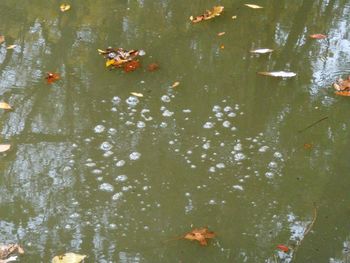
309 34 327 39
0 35 4 44
276 244 289 253
335 91 350 96
183 227 216 246
123 60 140 72
303 143 313 150
190 6 224 23
45 72 60 84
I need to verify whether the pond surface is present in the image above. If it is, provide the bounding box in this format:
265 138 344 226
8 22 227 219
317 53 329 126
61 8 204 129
1 0 350 262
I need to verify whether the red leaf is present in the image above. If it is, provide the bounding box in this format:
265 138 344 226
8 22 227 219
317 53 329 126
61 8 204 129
45 72 60 84
309 34 327 39
276 244 289 253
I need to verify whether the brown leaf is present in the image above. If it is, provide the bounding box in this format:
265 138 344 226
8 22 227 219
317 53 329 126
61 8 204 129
45 72 60 84
0 102 12 110
147 63 159 72
303 143 313 150
309 34 327 39
0 36 4 44
190 6 224 23
184 227 216 246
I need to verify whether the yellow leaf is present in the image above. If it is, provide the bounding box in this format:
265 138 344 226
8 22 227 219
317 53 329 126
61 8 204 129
245 4 263 9
205 6 224 20
172 81 180 88
60 4 71 12
0 144 11 153
0 102 12 110
232 15 237 19
106 59 115 67
97 49 106 54
6 45 16 50
52 252 86 263
217 32 225 36
131 92 143 97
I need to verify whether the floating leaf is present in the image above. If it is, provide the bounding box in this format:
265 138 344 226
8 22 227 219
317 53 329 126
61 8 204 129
0 102 12 110
220 44 225 49
131 92 143 97
172 81 180 88
6 45 16 50
309 34 327 39
0 255 18 263
0 244 23 259
147 63 159 72
217 32 225 36
190 6 224 23
245 4 263 9
258 71 296 78
0 36 4 44
184 227 216 246
250 48 273 54
60 4 71 12
335 91 350 96
276 244 289 253
123 60 140 72
52 252 86 263
333 77 350 91
232 15 237 19
106 59 115 67
45 72 60 84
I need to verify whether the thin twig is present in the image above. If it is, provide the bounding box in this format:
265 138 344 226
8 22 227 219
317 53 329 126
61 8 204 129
298 116 328 133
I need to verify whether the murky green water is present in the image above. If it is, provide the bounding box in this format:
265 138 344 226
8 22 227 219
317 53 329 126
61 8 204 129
1 0 350 262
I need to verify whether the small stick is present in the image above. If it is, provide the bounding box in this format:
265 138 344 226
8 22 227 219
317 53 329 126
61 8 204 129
298 116 328 133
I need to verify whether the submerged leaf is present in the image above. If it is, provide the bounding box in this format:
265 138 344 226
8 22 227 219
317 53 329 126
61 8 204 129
0 102 12 110
52 252 86 263
184 227 216 246
309 34 327 39
190 6 224 23
0 36 4 44
303 143 313 150
60 4 71 12
245 4 263 9
258 71 296 78
250 48 273 54
147 63 159 72
45 72 60 84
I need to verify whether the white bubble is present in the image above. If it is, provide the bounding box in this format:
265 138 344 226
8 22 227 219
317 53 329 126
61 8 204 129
216 163 226 169
116 160 126 167
108 128 117 135
259 146 269 152
92 169 103 174
112 96 121 104
112 192 123 200
161 95 171 103
160 122 167 128
273 152 283 158
137 121 146 128
215 112 224 118
115 175 128 182
222 121 231 128
209 166 216 172
129 152 141 160
94 125 105 133
224 106 233 112
100 141 113 151
234 143 242 151
265 172 274 178
228 112 236 118
99 183 114 192
202 142 210 150
209 199 217 205
203 122 214 129
126 96 139 107
163 110 174 117
212 105 221 112
234 153 246 161
268 161 278 169
233 185 244 191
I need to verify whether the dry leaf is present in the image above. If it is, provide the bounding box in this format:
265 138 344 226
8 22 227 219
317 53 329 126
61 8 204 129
0 36 4 44
172 81 180 88
0 102 12 110
335 91 350 96
147 63 159 72
250 48 273 54
190 6 224 23
309 34 327 39
184 227 216 246
45 72 60 84
52 252 86 263
217 32 225 36
245 4 263 9
6 45 16 50
131 92 143 97
60 4 71 12
258 71 296 78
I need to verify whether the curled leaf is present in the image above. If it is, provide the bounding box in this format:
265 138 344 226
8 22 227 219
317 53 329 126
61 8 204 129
250 48 273 54
258 71 296 78
184 227 216 246
245 4 263 9
0 102 12 110
60 4 71 12
45 72 60 84
309 34 327 39
190 6 224 23
52 253 86 263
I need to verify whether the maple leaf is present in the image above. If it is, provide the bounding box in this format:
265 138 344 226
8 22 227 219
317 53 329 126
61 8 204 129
183 227 216 246
190 6 224 23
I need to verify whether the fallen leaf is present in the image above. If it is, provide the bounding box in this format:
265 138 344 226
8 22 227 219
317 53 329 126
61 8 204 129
0 36 4 44
131 92 143 97
0 102 12 110
309 34 327 39
303 143 313 150
60 4 71 12
335 91 350 96
245 4 263 9
232 15 237 19
52 253 86 263
0 244 23 259
172 81 180 88
123 60 140 72
258 71 296 78
0 255 18 263
250 48 273 54
6 45 16 50
333 77 350 91
220 44 225 49
276 244 289 253
184 227 216 246
190 6 224 23
147 63 159 72
45 72 60 84
217 32 225 36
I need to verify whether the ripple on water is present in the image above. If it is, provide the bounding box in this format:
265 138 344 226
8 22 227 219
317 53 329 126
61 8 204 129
115 175 128 182
99 183 114 192
100 141 112 151
129 152 141 160
203 122 214 129
116 160 126 167
94 124 105 133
